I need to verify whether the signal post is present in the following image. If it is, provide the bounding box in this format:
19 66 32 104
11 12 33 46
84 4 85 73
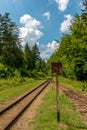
52 62 62 122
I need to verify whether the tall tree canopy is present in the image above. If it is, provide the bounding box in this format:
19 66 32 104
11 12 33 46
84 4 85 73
0 13 48 78
48 0 87 80
31 44 41 69
24 43 32 70
0 13 23 68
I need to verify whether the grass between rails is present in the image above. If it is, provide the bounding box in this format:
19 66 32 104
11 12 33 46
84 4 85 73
30 85 87 130
0 77 45 107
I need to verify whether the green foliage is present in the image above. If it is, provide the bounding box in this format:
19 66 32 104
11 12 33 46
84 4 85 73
81 81 87 92
0 63 14 78
14 69 21 78
0 13 24 68
30 70 46 78
19 68 30 77
0 78 45 106
59 76 87 94
24 43 32 70
37 71 46 77
0 13 48 78
48 0 87 81
31 44 41 69
0 63 8 78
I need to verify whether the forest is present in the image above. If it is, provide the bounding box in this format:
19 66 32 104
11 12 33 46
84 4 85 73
48 0 87 81
0 12 48 78
0 0 87 81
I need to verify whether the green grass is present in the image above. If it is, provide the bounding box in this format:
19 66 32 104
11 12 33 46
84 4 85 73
59 76 87 95
30 87 87 130
0 77 45 107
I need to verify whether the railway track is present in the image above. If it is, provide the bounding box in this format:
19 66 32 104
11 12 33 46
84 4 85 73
0 78 52 130
60 85 87 122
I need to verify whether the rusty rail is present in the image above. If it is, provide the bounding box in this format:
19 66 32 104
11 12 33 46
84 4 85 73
0 79 51 115
60 85 87 113
0 78 52 130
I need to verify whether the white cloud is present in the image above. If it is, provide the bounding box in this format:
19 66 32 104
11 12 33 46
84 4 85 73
40 51 49 60
55 0 69 11
19 14 43 46
60 14 73 33
42 12 50 20
39 40 59 59
47 40 59 52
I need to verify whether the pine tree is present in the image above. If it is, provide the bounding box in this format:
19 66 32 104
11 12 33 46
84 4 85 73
31 44 41 69
0 13 23 68
24 43 32 70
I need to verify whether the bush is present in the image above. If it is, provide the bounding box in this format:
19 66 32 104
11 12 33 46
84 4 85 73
0 63 8 78
37 72 46 77
14 69 21 78
31 70 38 77
19 68 30 77
82 81 87 91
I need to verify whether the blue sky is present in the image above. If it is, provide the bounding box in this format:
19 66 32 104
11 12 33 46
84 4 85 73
0 0 82 59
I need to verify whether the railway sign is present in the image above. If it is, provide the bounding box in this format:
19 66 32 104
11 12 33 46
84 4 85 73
51 62 62 122
52 62 62 74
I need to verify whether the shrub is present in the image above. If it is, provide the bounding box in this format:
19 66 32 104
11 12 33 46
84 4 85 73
37 72 46 77
31 69 38 77
19 68 30 77
14 69 21 78
0 63 8 78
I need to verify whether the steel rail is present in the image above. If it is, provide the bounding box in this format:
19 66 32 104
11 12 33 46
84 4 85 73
0 79 51 115
60 85 87 111
0 78 52 130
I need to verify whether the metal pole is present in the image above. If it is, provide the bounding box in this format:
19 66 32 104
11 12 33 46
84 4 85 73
56 72 60 122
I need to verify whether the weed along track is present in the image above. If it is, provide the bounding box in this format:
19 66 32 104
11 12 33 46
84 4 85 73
0 78 52 130
60 85 87 123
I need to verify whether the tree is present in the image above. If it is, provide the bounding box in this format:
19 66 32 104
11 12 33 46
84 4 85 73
24 43 32 70
31 44 41 69
0 13 23 68
40 60 48 74
48 0 87 80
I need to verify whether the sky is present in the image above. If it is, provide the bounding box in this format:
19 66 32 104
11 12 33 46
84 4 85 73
0 0 83 59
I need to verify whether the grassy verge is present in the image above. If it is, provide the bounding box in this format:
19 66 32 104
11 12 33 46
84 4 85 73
30 86 87 130
59 76 87 95
0 77 45 106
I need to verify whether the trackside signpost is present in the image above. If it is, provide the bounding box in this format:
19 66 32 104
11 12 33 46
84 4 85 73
52 62 62 122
